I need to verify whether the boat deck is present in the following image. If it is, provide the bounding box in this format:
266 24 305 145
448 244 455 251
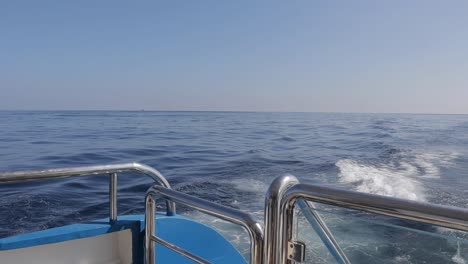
0 214 245 264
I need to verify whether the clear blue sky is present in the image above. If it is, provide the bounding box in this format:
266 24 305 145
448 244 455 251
1 1 467 113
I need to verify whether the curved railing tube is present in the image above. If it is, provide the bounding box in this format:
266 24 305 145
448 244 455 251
146 185 264 264
264 175 348 264
263 175 299 264
266 176 468 264
0 162 176 218
282 184 468 232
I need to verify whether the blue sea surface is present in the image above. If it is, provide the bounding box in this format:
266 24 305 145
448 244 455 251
0 111 467 263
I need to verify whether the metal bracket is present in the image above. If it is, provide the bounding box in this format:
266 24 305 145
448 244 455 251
287 241 306 263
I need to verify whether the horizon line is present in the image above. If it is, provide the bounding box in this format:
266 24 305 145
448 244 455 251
0 109 467 116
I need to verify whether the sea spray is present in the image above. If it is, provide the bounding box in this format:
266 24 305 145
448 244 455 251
452 241 466 264
336 159 426 201
336 150 458 201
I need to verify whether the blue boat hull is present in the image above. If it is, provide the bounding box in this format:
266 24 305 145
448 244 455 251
0 214 246 264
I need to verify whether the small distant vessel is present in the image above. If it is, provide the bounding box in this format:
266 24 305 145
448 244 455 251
0 162 466 263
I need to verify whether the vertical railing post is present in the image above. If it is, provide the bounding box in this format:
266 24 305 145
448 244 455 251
282 199 296 264
264 175 299 264
109 173 118 223
145 194 156 264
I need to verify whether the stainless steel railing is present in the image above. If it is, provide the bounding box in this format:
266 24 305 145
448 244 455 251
264 175 349 264
264 175 468 264
0 162 177 222
145 185 264 264
2 163 468 264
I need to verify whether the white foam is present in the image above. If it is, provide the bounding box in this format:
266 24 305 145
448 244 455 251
336 150 458 201
412 151 457 178
394 255 412 263
452 241 466 264
228 178 269 193
336 159 426 201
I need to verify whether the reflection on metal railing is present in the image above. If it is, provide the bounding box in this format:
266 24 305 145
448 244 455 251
264 175 350 264
265 175 468 264
145 185 264 264
0 162 176 222
263 175 300 264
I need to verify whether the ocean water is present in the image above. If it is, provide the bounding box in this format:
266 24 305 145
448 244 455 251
0 111 467 263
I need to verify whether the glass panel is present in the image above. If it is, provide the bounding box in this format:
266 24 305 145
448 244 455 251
295 199 468 264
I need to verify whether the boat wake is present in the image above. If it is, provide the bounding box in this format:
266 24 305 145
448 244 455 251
335 150 458 202
453 241 467 264
333 149 466 263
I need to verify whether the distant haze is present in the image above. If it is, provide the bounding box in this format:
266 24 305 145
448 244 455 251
1 1 468 114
